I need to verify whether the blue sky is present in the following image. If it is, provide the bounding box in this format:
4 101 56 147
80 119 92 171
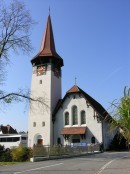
0 0 130 132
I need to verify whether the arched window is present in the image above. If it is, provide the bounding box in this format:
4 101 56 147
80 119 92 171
65 112 69 125
81 110 86 124
57 137 61 145
72 106 78 125
91 136 95 144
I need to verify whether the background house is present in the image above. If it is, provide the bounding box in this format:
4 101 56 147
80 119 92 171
0 124 17 135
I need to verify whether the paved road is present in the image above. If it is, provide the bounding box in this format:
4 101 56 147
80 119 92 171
0 152 129 174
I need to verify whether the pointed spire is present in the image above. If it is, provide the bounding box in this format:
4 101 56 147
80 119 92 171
31 15 63 67
39 15 56 55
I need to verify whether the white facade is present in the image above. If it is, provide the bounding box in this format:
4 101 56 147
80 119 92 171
102 121 116 150
54 93 103 145
28 64 61 147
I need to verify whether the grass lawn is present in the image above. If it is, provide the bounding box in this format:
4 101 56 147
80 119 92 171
0 162 23 166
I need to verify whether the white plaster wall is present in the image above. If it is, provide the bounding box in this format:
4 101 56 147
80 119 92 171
51 72 61 110
102 121 116 150
50 68 62 144
28 64 61 147
54 93 103 145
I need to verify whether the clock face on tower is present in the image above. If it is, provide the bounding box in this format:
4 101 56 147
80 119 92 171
54 68 61 78
37 65 46 76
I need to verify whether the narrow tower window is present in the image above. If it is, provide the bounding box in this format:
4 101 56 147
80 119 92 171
42 122 45 127
39 80 42 84
33 122 36 127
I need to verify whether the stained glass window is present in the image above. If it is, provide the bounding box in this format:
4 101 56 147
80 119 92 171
72 106 78 125
65 112 69 125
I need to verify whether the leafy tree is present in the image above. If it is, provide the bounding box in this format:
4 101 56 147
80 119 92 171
110 87 130 149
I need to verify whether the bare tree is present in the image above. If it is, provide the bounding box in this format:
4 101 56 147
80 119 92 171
0 1 48 110
0 89 49 110
0 59 5 85
0 0 34 61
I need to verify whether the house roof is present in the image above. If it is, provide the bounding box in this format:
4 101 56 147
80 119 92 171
0 125 17 134
53 85 111 121
61 127 86 135
31 15 63 67
66 85 80 93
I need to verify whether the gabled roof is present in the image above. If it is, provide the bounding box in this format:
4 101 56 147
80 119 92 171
31 15 63 67
66 85 80 93
53 85 111 121
0 124 17 134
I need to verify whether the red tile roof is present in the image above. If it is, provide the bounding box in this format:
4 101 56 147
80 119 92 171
0 125 17 134
31 15 63 67
61 127 86 135
66 85 80 93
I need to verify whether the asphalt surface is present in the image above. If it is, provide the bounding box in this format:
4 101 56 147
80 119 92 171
0 151 129 174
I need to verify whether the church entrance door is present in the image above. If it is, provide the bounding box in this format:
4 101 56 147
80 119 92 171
37 139 43 145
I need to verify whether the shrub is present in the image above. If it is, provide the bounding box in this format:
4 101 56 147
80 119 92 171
11 145 31 162
0 151 12 162
0 144 4 151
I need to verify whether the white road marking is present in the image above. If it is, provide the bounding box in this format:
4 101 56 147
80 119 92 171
95 159 115 174
95 156 128 174
14 163 63 174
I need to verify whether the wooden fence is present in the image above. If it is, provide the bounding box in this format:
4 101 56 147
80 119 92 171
33 143 101 158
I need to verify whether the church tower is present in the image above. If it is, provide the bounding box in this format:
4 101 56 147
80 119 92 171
28 15 64 147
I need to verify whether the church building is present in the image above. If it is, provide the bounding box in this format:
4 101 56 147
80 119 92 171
28 14 114 150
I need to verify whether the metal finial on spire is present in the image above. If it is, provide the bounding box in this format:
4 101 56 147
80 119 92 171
49 6 50 15
75 76 77 85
